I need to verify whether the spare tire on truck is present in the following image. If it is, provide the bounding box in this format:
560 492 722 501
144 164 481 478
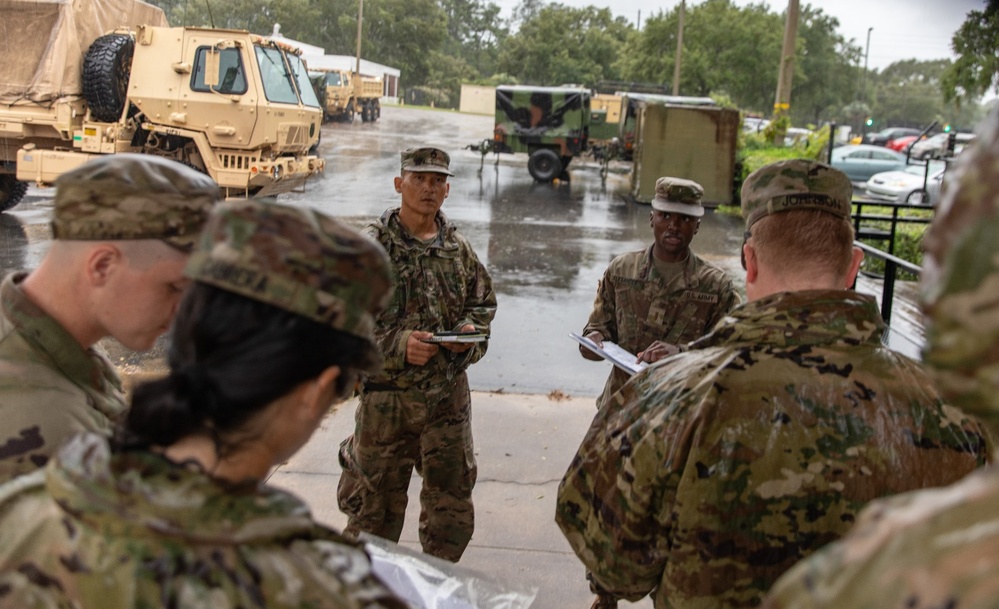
83 33 135 123
0 175 28 213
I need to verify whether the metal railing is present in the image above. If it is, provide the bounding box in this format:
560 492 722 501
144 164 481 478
852 198 934 256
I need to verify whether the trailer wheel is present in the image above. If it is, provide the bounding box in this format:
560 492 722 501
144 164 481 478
83 33 134 123
528 149 562 183
0 175 28 213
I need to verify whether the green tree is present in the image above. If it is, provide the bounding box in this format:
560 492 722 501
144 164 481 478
791 5 859 126
942 0 997 104
497 4 631 86
438 0 507 85
616 0 783 112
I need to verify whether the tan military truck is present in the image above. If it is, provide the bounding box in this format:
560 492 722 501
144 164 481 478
0 0 325 212
311 68 383 123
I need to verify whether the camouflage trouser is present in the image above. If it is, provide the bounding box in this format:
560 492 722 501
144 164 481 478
337 372 477 562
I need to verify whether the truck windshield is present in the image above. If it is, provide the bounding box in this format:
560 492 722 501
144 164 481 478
255 46 299 104
286 54 320 108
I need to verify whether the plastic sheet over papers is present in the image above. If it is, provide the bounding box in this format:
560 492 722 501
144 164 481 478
363 535 538 609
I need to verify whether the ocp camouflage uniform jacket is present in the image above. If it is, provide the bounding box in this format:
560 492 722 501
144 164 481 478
364 208 497 390
557 290 990 609
582 246 740 409
761 463 999 609
0 433 408 609
0 272 126 483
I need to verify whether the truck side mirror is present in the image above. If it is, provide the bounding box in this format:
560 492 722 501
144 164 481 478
205 48 219 88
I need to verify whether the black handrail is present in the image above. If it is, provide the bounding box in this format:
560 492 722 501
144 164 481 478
853 241 922 327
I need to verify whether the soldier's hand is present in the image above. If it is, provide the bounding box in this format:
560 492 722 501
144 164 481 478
440 324 477 353
407 331 439 366
637 340 680 364
580 331 605 361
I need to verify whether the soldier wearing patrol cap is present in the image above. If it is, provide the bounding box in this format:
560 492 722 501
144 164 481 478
0 199 409 608
761 109 999 609
557 159 990 609
579 176 740 414
0 153 220 482
338 146 497 562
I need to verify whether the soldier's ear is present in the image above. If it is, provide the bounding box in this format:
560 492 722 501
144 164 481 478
86 244 122 286
394 176 403 193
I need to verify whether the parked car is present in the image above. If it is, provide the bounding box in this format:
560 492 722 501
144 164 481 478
743 116 770 133
862 127 921 147
864 161 947 205
829 144 909 185
784 127 812 146
887 134 920 152
909 132 976 160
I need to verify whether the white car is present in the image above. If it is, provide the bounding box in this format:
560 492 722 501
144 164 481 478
908 132 975 160
864 161 946 205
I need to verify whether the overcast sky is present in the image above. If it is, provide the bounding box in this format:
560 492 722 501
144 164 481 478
496 0 984 72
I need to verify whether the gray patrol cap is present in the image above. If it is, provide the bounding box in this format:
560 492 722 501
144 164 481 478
51 154 221 252
651 177 705 217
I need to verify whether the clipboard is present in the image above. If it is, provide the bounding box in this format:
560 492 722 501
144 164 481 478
569 332 648 376
421 331 490 344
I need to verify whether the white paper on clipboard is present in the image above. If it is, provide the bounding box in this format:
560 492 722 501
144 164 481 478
569 332 649 376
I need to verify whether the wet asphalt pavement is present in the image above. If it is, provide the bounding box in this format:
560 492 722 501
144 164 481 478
0 104 922 393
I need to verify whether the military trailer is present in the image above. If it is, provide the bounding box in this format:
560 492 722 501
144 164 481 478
0 0 325 212
488 85 591 182
624 95 739 206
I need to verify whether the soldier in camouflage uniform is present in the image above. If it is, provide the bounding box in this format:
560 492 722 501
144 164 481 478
580 176 740 413
556 158 991 609
760 109 999 609
0 199 408 609
337 146 497 562
0 154 219 482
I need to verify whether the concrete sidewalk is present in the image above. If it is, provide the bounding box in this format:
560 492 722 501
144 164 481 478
267 390 653 609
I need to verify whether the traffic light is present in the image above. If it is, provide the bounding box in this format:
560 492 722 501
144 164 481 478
865 117 873 127
943 123 952 132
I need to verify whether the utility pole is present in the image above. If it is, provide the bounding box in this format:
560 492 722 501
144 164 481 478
672 0 685 96
861 27 872 134
355 0 364 75
772 0 800 143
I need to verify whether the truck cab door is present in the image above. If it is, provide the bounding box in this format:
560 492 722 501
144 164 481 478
182 34 258 154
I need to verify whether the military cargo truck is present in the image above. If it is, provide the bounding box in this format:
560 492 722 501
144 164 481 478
310 68 382 123
479 85 591 183
0 0 325 212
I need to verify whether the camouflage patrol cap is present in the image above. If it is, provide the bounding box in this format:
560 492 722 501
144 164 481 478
920 106 999 417
51 154 221 252
184 200 394 373
651 177 705 217
741 159 852 229
400 147 454 176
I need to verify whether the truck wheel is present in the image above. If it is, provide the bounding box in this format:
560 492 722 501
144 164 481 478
528 149 562 183
0 175 28 213
83 33 134 123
